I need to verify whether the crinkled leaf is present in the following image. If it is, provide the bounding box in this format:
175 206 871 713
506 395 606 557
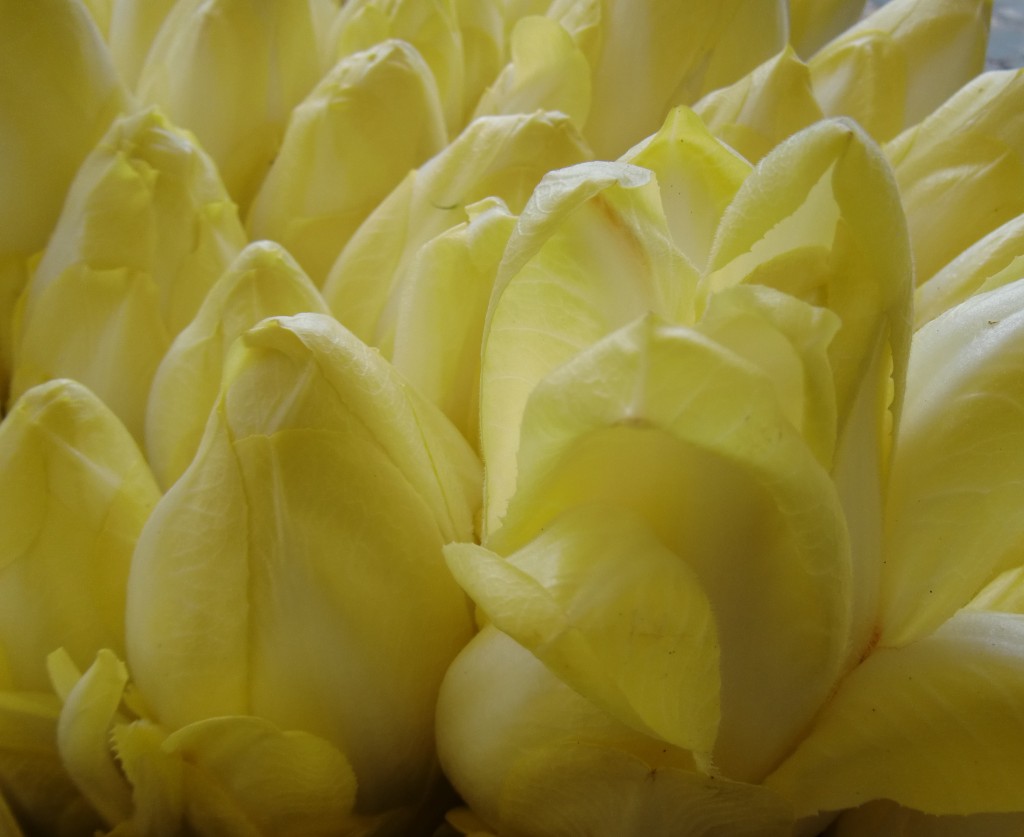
146 241 329 489
446 504 719 758
881 279 1024 646
10 108 246 440
766 612 1024 817
0 380 159 690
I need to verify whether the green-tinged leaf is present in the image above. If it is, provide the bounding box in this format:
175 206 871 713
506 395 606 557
788 0 866 58
0 0 127 256
162 716 357 837
127 313 477 819
491 316 850 782
136 0 323 210
436 625 703 833
246 39 448 286
706 119 911 660
111 721 185 837
480 162 695 534
880 279 1024 646
321 110 590 353
830 799 1024 837
694 47 824 164
51 649 132 827
446 504 720 758
472 16 590 128
326 0 465 133
146 241 329 489
621 106 751 271
766 612 1024 817
9 107 247 441
808 0 991 142
0 380 159 691
0 689 103 837
886 69 1024 284
916 213 1024 328
391 198 517 448
582 0 787 158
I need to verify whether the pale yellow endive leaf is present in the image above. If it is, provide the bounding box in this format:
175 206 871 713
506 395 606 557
766 612 1024 817
0 0 127 256
51 649 132 827
621 106 751 272
127 313 478 820
706 119 911 660
136 0 323 210
106 0 178 87
491 316 850 782
454 0 507 122
479 161 695 534
916 212 1024 328
970 566 1024 616
472 16 590 128
880 279 1024 646
246 39 448 286
582 0 787 158
808 0 990 142
321 110 590 353
10 108 246 440
391 198 517 448
886 69 1024 284
694 47 824 164
327 0 465 133
146 241 329 489
446 504 720 758
788 0 866 58
0 380 159 691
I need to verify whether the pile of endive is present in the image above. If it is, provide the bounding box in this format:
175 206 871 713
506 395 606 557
2 0 1024 834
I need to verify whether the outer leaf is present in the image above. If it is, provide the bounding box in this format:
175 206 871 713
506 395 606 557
808 0 991 142
707 119 912 661
480 162 696 534
788 0 866 58
127 313 478 820
0 0 127 256
390 198 518 447
472 16 591 128
321 110 590 353
766 612 1024 817
246 39 448 286
146 241 329 489
916 213 1024 328
10 108 247 440
136 0 323 210
582 0 787 158
492 316 850 782
880 279 1024 646
106 0 178 87
0 380 159 691
693 47 824 164
886 69 1024 284
446 505 720 759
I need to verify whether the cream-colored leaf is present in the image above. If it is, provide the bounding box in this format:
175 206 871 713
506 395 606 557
788 0 867 57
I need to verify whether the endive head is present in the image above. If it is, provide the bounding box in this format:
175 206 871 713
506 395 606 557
127 312 480 823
